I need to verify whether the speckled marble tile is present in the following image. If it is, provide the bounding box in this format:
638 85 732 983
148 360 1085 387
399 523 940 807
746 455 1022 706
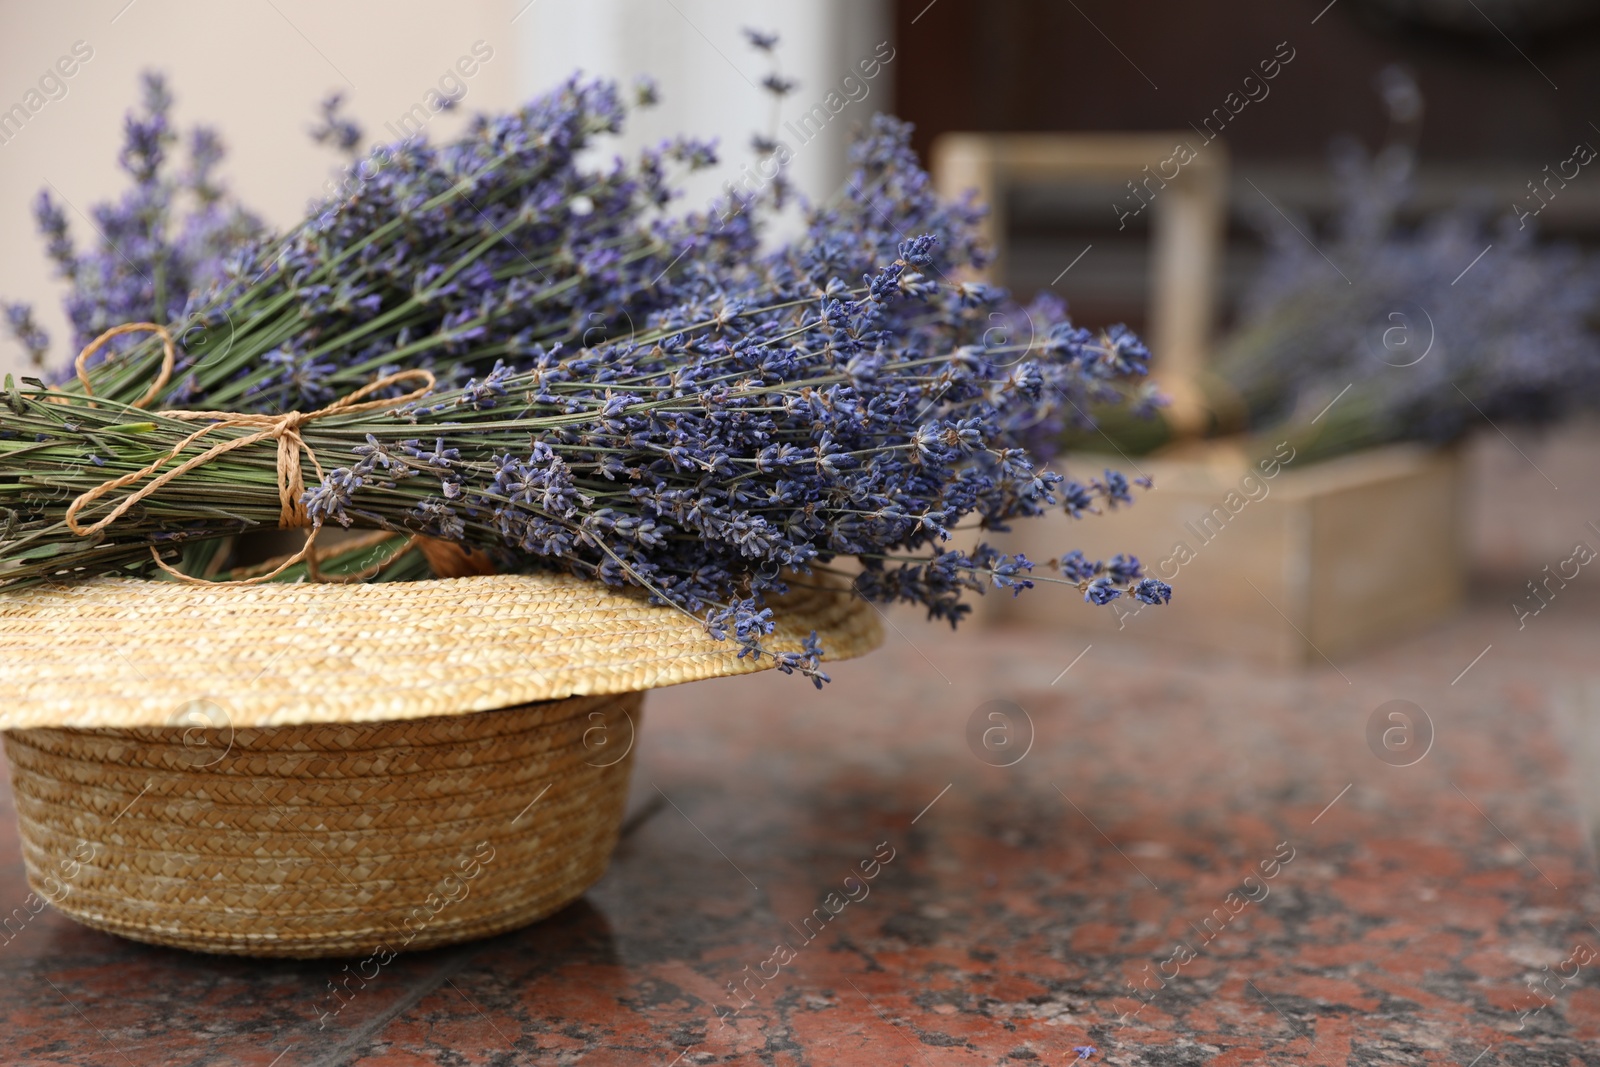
2 577 1598 1066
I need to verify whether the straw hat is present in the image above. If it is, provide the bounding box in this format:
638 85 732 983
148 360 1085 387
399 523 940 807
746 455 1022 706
0 569 882 730
0 566 880 956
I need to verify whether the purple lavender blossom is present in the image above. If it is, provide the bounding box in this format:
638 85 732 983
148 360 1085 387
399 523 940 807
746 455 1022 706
309 92 363 156
2 304 49 366
742 28 779 52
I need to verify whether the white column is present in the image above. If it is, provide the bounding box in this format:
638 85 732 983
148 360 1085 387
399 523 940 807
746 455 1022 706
512 0 893 214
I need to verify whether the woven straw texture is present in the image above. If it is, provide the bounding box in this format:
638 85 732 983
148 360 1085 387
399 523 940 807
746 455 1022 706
3 692 642 958
0 571 880 729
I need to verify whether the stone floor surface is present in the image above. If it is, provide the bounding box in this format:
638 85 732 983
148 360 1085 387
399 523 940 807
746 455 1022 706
1 573 1598 1066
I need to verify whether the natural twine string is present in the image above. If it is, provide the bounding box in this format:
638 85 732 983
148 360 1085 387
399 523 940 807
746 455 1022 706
64 322 436 584
234 529 423 585
75 321 177 408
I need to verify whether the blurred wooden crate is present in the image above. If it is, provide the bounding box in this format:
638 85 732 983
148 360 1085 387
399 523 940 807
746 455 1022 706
982 442 1465 667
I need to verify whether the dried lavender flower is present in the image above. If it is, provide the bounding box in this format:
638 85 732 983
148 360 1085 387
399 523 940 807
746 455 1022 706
1 73 1172 681
309 92 364 157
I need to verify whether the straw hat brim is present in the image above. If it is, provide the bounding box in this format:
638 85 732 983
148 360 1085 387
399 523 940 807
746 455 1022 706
0 572 882 729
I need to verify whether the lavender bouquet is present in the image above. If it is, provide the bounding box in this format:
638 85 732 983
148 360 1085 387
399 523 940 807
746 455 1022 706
2 63 1170 680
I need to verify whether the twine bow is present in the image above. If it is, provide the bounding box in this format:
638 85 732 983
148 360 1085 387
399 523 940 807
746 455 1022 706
64 323 436 584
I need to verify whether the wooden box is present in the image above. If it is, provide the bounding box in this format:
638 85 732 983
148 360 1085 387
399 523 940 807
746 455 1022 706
980 443 1465 667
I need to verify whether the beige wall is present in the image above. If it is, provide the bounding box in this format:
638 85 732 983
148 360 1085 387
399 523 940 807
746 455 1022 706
0 0 520 377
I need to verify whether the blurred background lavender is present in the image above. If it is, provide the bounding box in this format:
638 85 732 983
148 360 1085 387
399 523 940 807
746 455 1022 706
1204 66 1600 464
